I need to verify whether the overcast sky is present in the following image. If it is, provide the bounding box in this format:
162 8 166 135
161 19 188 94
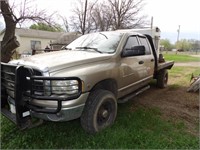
144 0 200 43
1 0 200 43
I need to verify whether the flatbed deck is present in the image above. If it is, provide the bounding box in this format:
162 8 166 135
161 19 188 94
157 61 174 71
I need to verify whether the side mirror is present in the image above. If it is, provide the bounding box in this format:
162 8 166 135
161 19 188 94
121 45 145 57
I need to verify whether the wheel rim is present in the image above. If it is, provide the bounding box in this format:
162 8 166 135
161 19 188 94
164 73 168 86
97 100 113 126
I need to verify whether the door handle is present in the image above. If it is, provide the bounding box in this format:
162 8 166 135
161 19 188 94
138 60 144 64
151 59 154 62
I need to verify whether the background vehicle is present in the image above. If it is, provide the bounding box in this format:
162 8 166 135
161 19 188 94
1 27 174 133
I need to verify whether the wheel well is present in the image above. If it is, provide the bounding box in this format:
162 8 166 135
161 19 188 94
91 79 118 97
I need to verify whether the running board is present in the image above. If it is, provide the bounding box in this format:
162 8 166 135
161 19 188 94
118 85 150 103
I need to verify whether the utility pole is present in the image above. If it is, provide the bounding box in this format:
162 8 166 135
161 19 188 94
151 16 153 29
177 25 180 42
83 0 88 35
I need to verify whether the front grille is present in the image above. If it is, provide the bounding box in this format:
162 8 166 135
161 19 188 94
1 64 17 98
32 79 49 96
1 63 43 98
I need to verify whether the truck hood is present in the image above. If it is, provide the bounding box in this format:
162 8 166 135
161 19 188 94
9 51 112 72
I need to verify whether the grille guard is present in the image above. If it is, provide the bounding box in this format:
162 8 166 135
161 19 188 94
1 63 82 129
24 76 82 114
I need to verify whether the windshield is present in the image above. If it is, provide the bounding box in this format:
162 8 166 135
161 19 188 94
66 32 123 53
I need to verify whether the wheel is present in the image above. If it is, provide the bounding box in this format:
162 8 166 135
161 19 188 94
81 89 117 134
157 69 168 88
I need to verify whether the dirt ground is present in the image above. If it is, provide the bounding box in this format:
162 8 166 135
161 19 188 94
131 84 199 136
175 62 200 67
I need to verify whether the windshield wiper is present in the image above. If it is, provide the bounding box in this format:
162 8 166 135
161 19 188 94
62 47 72 50
99 33 108 39
75 47 102 53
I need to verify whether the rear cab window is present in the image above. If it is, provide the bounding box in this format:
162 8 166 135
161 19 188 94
138 36 152 55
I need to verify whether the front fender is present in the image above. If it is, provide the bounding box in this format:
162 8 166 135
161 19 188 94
50 60 119 92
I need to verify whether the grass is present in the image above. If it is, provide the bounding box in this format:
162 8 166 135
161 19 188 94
168 66 200 86
1 105 199 149
163 53 200 62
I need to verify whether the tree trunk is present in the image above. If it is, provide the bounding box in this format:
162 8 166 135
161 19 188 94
1 37 20 62
1 1 20 63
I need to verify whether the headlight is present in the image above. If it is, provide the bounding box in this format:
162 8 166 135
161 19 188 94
44 80 51 96
51 80 79 95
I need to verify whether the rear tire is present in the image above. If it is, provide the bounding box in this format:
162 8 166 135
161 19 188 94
81 89 117 134
157 69 168 88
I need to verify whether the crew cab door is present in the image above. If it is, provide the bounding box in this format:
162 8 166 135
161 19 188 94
138 35 155 76
118 35 154 97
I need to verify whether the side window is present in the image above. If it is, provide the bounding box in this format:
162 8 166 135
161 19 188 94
31 40 41 50
139 37 151 55
124 36 139 50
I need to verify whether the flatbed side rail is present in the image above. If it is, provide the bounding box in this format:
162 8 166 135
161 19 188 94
156 61 174 71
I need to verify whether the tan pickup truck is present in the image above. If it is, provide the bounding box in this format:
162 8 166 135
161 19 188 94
1 28 174 133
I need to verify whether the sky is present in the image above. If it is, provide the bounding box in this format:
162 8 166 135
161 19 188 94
143 0 200 43
1 0 200 43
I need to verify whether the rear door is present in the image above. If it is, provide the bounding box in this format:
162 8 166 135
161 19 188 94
138 36 155 78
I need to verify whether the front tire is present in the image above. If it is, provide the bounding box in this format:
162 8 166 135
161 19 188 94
81 89 117 134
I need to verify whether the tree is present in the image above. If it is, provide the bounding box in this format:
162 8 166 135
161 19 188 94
107 0 146 30
91 3 114 31
160 39 173 51
175 39 192 51
0 0 56 63
70 0 97 34
188 39 200 54
58 15 70 32
69 0 147 33
30 22 64 32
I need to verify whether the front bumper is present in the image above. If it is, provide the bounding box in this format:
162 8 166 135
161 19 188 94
31 93 89 121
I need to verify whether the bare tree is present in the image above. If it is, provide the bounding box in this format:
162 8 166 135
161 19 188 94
91 3 113 31
0 0 56 63
70 0 97 34
107 0 146 30
59 15 70 32
69 0 147 33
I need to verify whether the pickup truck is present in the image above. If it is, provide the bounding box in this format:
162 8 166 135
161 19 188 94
1 28 174 133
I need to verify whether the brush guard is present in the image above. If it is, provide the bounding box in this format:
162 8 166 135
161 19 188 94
1 63 82 129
